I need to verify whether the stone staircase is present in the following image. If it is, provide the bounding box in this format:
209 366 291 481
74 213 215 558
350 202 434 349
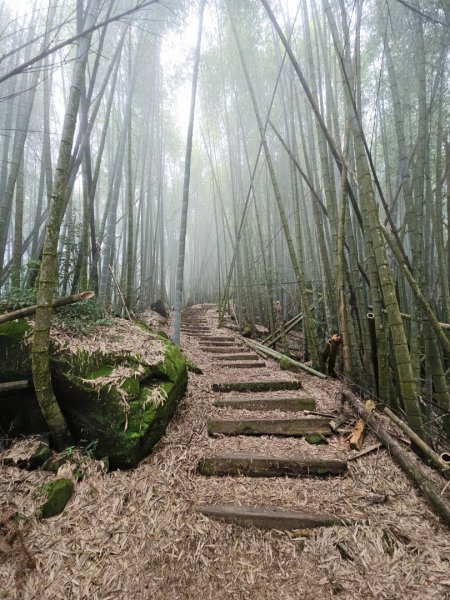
181 305 350 531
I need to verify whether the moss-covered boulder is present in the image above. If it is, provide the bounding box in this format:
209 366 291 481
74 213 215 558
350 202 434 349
0 317 188 469
38 478 74 518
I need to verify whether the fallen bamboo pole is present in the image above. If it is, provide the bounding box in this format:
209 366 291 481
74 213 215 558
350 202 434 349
262 312 303 345
383 407 450 479
381 308 450 331
0 291 95 324
243 338 327 379
266 313 305 348
343 390 450 525
0 381 30 394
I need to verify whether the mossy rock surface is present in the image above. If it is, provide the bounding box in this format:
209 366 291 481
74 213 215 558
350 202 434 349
28 442 52 470
39 478 74 518
0 319 32 381
187 359 203 374
0 318 188 469
305 433 329 445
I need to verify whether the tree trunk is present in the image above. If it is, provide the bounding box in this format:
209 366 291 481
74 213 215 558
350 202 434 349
173 0 206 345
31 0 101 450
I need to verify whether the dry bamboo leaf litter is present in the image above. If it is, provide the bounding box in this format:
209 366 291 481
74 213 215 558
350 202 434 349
1 306 449 599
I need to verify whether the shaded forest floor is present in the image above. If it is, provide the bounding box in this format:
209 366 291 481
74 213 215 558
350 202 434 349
1 306 449 599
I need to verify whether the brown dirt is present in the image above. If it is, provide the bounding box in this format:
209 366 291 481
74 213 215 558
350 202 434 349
1 305 449 599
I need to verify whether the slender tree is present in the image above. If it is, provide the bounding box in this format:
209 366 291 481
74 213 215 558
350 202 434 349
173 0 206 345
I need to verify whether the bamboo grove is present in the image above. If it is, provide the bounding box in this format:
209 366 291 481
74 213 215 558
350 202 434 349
0 1 449 447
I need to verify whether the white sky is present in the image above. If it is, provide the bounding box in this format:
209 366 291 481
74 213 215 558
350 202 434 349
2 0 302 133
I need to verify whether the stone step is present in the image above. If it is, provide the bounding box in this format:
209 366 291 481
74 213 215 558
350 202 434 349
212 380 301 393
196 504 350 530
182 332 210 337
216 353 259 361
200 341 240 346
182 330 210 334
213 396 316 411
199 336 236 342
220 361 266 369
200 346 244 354
198 453 347 477
207 417 331 437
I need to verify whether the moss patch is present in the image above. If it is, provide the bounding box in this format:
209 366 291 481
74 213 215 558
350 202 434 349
39 478 74 518
305 433 329 445
28 442 52 470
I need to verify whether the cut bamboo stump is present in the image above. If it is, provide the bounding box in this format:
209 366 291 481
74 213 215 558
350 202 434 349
212 380 302 393
349 419 366 450
220 361 266 369
196 504 350 530
213 397 316 411
207 418 331 437
198 453 347 477
216 354 260 361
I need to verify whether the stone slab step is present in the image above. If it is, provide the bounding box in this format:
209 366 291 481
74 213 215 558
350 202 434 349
212 380 302 393
182 331 211 335
181 319 207 323
198 453 347 477
216 353 259 361
182 332 210 337
207 417 331 437
181 318 207 322
220 361 266 369
196 504 350 530
200 341 240 346
213 396 316 411
200 346 244 353
199 337 236 343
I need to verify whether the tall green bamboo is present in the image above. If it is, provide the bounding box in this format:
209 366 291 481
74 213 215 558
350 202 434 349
32 0 101 449
173 0 206 345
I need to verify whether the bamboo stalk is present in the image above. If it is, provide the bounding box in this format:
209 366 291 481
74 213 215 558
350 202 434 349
262 311 303 345
0 291 95 324
372 307 450 331
267 313 307 348
367 313 379 396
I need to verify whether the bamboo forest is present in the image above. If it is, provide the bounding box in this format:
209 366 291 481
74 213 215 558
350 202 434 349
0 1 449 598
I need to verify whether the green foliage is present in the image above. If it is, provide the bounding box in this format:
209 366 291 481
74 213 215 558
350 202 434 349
0 319 31 339
54 299 113 334
0 286 37 311
82 439 98 458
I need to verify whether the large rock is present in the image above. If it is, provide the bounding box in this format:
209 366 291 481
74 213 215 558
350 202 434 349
0 317 187 468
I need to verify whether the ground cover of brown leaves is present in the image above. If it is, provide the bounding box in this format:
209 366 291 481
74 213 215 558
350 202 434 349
1 306 449 599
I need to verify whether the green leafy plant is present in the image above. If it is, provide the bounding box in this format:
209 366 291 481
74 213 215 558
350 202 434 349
54 299 113 335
